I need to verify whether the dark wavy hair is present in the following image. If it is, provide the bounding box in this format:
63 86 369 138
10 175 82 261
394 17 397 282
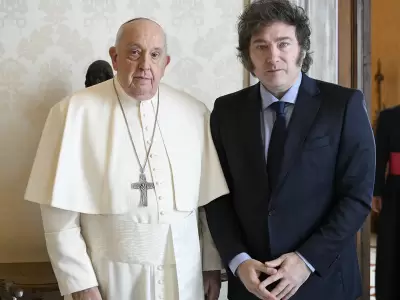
85 60 114 88
237 0 313 73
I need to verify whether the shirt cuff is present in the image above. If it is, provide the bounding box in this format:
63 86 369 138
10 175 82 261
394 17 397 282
296 251 315 273
229 252 252 275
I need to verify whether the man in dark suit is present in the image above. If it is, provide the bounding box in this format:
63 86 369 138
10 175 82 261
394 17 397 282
373 105 400 300
204 1 375 299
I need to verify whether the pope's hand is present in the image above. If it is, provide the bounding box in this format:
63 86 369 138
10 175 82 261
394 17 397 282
72 287 103 300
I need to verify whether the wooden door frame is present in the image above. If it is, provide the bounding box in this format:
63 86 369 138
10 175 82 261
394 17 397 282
339 1 371 299
338 0 356 88
354 1 372 299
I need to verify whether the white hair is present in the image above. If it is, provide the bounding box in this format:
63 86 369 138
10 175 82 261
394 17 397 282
114 18 168 55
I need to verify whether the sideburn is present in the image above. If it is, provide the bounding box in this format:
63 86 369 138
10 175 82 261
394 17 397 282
296 50 305 68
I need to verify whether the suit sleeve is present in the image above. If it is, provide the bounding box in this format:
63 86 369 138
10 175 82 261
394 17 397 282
204 101 249 267
373 110 390 196
297 90 375 277
40 205 98 295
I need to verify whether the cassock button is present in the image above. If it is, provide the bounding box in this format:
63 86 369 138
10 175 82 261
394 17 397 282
157 265 163 270
160 211 165 215
158 196 163 200
268 210 276 216
158 279 164 284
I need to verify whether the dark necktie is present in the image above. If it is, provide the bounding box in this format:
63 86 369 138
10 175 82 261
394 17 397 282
267 101 287 191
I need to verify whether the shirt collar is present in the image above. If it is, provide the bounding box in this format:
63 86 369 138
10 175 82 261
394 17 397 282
260 72 302 110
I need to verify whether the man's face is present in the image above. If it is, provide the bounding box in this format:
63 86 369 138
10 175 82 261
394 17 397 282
109 19 170 101
249 21 303 97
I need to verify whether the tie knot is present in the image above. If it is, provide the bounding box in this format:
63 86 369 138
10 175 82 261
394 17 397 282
270 101 285 115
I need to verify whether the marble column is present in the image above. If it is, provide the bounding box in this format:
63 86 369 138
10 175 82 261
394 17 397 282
249 0 338 85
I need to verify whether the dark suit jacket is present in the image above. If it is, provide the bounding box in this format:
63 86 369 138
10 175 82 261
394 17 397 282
204 74 375 300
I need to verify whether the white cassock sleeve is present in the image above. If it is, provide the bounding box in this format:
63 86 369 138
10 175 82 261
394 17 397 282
40 205 98 296
199 207 223 271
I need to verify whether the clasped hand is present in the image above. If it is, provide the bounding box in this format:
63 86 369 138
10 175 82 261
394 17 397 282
237 252 311 300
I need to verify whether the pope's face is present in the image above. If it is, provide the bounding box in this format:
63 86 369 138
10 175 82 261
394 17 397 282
109 19 170 101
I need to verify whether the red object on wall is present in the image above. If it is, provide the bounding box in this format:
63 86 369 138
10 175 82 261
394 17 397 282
389 152 400 175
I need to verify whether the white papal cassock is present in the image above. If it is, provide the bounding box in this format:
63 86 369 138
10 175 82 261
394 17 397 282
24 79 229 300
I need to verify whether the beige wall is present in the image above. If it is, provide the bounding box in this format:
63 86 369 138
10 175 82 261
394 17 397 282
0 0 244 263
371 0 400 121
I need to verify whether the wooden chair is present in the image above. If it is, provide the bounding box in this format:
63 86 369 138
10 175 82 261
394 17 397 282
0 263 60 300
1 262 227 299
0 279 24 299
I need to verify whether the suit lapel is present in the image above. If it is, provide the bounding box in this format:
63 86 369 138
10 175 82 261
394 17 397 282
240 84 269 183
273 75 321 195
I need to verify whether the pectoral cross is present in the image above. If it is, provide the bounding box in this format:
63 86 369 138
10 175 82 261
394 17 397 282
131 173 155 207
